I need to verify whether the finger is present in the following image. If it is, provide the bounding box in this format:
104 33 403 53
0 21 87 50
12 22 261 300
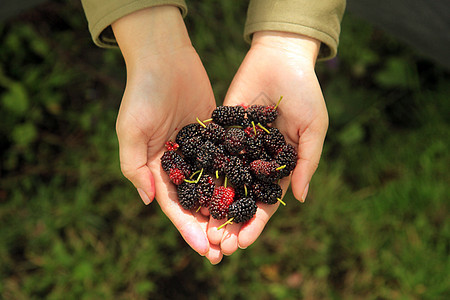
200 206 210 217
151 163 210 255
237 203 278 249
117 120 155 205
220 222 241 256
207 217 227 245
163 207 210 255
195 211 223 264
205 244 223 265
290 125 326 202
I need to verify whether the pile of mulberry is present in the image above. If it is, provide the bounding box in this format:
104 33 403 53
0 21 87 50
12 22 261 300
160 98 298 226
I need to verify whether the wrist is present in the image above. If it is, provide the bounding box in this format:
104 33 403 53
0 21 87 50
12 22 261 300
251 31 321 66
112 6 192 69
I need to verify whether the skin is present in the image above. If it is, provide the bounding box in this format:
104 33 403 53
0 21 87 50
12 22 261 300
112 6 221 264
212 32 328 255
112 6 328 264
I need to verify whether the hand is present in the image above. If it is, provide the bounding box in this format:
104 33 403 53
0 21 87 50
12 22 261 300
208 31 328 255
112 6 222 264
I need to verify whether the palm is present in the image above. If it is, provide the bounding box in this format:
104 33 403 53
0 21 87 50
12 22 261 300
116 47 221 262
215 43 328 254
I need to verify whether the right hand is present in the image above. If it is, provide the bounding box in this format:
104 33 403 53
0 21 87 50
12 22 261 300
112 6 222 264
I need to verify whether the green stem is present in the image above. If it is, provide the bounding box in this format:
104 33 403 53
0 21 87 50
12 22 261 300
196 117 207 128
276 165 286 171
274 96 283 110
195 168 204 183
257 123 271 134
217 217 234 230
190 170 201 179
277 198 286 206
251 121 257 135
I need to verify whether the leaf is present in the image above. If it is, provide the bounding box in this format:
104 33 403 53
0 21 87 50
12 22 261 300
11 122 37 147
1 82 29 116
73 261 94 281
337 123 365 146
135 281 156 295
375 57 413 88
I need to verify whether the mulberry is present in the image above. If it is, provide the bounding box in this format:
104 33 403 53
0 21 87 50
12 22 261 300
224 127 246 155
180 136 202 158
204 122 226 144
197 174 215 207
209 186 235 220
246 104 278 124
225 156 253 187
176 123 204 146
249 159 281 182
263 127 286 155
177 181 199 210
275 143 297 177
227 197 257 223
160 150 191 184
252 182 282 205
212 105 245 126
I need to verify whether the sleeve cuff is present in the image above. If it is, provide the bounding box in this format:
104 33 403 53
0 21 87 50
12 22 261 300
81 0 188 48
244 0 346 60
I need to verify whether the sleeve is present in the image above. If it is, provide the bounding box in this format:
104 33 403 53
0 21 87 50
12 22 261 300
244 0 346 60
81 0 188 48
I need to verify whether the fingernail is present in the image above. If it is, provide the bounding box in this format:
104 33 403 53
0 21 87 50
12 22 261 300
238 245 247 250
137 188 151 205
301 183 309 203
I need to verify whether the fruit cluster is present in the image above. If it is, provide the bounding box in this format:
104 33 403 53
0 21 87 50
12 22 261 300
160 97 297 227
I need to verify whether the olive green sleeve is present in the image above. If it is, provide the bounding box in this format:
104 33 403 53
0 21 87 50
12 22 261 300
81 0 187 48
245 0 346 60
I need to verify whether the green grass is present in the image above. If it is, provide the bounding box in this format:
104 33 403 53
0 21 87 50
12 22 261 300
0 1 448 299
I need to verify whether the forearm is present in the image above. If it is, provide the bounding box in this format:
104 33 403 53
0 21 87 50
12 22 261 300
251 31 321 66
112 6 191 69
81 0 188 48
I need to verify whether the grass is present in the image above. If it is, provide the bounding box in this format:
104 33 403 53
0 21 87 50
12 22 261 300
0 1 448 299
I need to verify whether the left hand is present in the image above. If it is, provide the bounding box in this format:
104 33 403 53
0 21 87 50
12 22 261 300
208 31 329 255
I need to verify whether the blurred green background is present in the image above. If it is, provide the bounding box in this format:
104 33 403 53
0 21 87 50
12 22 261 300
0 1 448 299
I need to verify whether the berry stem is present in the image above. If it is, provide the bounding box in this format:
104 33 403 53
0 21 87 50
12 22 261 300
217 217 234 230
224 176 228 188
195 168 204 183
274 96 283 110
184 179 196 183
215 170 219 179
244 185 248 197
277 198 286 206
196 206 202 213
196 117 207 128
190 170 201 179
251 121 257 136
202 118 213 123
257 123 271 134
276 165 286 171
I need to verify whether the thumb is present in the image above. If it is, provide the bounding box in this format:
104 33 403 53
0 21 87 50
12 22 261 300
291 125 327 202
117 123 155 205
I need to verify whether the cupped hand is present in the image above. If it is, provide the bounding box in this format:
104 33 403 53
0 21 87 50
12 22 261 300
210 31 329 255
112 6 222 264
